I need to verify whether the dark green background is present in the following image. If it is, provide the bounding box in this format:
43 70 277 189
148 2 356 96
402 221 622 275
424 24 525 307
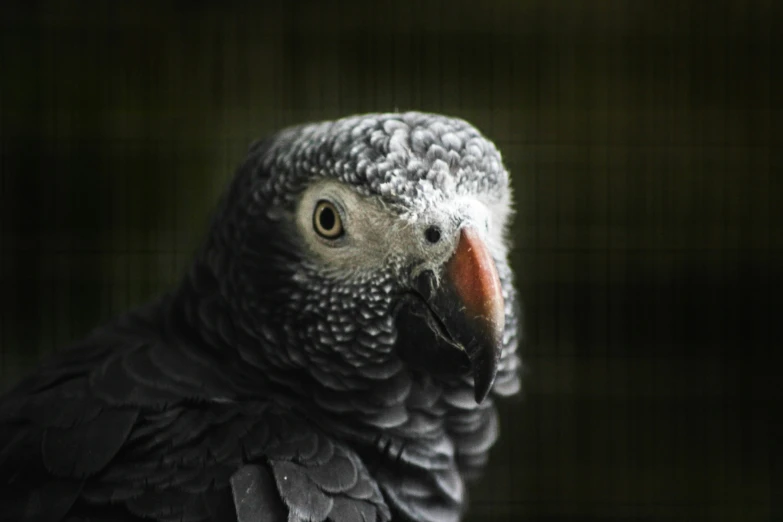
1 1 780 521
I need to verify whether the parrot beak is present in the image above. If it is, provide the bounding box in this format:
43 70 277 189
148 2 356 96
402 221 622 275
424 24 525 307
406 227 505 404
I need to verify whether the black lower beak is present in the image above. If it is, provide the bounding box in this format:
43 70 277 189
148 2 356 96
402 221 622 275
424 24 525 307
395 228 505 404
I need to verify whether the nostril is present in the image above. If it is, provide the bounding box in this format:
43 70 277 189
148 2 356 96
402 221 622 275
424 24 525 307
424 226 441 244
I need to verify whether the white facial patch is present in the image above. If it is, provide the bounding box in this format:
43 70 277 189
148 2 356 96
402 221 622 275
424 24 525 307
293 179 509 283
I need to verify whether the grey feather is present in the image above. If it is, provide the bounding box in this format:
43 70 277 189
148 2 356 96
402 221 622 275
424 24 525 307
231 465 286 522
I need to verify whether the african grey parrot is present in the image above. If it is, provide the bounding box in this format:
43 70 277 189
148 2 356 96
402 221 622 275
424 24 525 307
0 112 522 522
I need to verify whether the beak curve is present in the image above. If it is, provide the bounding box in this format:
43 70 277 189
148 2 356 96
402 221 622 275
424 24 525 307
412 227 505 403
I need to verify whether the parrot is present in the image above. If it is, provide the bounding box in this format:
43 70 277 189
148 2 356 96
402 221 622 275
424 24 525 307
0 112 522 522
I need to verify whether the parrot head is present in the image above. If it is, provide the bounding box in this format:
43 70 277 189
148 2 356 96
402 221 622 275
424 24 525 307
198 112 520 409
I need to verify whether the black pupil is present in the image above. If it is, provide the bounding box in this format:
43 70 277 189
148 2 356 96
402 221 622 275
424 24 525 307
319 206 336 231
425 226 441 244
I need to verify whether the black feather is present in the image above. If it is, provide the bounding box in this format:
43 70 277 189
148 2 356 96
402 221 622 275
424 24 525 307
42 409 138 478
327 497 375 522
271 460 334 522
230 465 286 522
307 448 358 494
2 479 83 522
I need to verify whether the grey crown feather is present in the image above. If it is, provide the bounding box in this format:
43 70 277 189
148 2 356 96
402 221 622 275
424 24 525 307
0 112 522 522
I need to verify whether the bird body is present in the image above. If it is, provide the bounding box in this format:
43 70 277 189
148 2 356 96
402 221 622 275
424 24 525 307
0 112 521 522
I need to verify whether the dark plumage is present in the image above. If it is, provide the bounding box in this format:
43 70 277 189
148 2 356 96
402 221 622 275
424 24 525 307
0 112 521 522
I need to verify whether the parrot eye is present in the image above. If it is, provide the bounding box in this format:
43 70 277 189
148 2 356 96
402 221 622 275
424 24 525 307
313 200 344 239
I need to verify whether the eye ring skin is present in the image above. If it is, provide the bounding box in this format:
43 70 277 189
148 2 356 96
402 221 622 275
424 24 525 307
313 200 345 239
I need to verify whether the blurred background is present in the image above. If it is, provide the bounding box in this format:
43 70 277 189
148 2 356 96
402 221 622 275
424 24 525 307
1 1 780 520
